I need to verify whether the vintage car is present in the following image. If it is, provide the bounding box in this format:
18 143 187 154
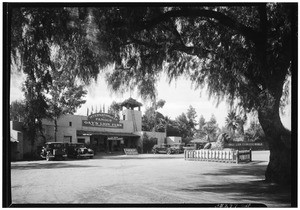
40 142 67 161
152 143 184 155
169 143 185 154
183 142 206 150
65 143 94 159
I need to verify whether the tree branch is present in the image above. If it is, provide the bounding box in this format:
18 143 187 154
170 44 214 57
140 8 261 44
131 36 214 58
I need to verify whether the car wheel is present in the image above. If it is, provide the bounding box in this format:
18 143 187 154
175 150 179 154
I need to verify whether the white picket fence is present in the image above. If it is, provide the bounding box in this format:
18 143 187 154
184 149 252 164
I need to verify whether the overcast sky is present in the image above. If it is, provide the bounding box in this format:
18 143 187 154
10 68 291 130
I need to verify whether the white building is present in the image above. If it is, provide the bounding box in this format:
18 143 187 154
10 98 178 160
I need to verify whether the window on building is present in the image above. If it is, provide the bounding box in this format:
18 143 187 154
78 138 85 144
123 115 126 120
69 122 72 126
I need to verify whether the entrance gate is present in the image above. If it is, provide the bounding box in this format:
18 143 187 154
90 134 139 154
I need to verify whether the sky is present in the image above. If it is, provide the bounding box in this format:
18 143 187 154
10 68 291 130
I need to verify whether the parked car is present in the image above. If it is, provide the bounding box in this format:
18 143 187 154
65 143 94 159
40 142 67 161
152 144 169 154
183 142 206 150
183 143 197 150
152 143 184 155
169 143 185 154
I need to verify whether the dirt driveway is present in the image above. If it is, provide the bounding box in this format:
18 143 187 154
10 151 291 207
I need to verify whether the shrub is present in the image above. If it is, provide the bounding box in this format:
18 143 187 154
142 133 157 153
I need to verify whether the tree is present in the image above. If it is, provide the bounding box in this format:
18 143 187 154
90 5 294 184
203 114 219 141
142 133 157 153
22 79 49 158
186 105 198 132
11 7 101 150
10 4 295 184
175 113 191 144
198 115 206 131
236 113 247 136
225 111 238 137
10 100 26 121
142 107 165 132
175 107 199 144
194 115 207 139
142 99 166 132
108 101 122 120
245 119 266 142
46 69 87 142
45 42 88 142
225 109 247 140
164 118 182 137
153 99 166 131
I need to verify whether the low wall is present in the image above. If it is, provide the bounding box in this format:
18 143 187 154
184 149 252 164
225 142 268 150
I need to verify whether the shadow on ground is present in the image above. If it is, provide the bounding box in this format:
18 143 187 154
180 180 291 206
178 160 291 206
11 162 96 170
93 153 184 160
201 161 267 177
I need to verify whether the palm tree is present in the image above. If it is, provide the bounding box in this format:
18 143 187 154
236 114 247 135
225 111 238 137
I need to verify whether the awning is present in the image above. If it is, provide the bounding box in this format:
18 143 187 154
76 130 140 137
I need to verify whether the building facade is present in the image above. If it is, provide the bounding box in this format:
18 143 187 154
10 98 183 160
41 105 146 154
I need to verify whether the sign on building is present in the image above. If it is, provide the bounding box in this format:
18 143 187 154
107 137 123 141
82 113 123 129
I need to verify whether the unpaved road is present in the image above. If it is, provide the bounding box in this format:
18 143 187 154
10 151 291 207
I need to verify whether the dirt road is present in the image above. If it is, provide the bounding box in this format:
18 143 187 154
10 151 291 206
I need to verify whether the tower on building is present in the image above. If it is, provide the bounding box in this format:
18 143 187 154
120 98 142 132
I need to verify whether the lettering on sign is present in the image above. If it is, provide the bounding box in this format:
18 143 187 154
107 137 123 141
82 112 123 128
124 148 139 155
227 142 263 147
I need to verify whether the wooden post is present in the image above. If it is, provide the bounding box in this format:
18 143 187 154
249 149 252 162
236 150 239 164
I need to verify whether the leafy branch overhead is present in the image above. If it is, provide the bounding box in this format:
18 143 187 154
94 5 293 112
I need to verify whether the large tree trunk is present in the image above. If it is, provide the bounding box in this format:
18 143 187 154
257 91 291 185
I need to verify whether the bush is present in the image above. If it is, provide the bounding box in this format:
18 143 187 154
244 121 266 142
142 133 157 153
